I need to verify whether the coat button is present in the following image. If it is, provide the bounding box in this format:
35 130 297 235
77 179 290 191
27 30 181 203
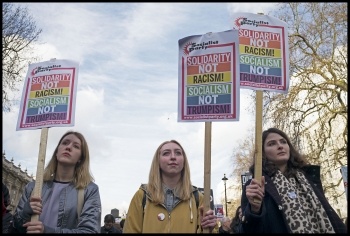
278 205 283 210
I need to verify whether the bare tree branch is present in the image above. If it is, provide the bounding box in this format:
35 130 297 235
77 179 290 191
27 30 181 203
2 3 43 112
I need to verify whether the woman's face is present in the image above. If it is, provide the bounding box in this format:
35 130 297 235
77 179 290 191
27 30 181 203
159 142 184 177
56 134 82 166
104 220 114 230
264 132 290 170
238 208 242 220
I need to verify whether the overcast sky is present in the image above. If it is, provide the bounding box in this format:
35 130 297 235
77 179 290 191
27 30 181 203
3 3 277 222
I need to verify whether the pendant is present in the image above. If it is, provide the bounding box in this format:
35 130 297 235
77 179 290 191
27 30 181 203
158 213 165 221
288 191 297 199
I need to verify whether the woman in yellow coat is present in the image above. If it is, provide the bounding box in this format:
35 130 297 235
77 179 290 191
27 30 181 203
123 140 217 233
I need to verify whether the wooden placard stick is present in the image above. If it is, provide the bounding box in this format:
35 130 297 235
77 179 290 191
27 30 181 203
254 90 263 204
252 12 266 204
31 127 49 221
202 121 212 234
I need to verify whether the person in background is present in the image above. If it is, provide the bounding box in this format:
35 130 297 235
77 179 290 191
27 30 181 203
100 214 121 234
123 140 217 233
2 183 10 218
2 182 12 233
241 127 347 233
230 205 242 233
218 216 232 234
119 219 125 232
12 131 102 233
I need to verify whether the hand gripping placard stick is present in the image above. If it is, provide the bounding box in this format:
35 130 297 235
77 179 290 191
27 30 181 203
31 127 49 221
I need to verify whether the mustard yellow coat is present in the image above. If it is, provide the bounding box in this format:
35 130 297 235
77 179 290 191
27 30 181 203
123 185 204 233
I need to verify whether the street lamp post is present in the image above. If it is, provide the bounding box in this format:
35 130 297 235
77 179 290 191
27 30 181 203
222 173 228 216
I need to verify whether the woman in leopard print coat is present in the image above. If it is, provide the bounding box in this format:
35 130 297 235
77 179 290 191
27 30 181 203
240 128 347 233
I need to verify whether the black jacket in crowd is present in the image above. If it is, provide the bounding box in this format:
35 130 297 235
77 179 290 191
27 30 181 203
240 165 347 233
100 225 122 234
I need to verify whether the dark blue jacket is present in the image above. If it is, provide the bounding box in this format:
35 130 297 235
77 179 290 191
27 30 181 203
240 165 347 233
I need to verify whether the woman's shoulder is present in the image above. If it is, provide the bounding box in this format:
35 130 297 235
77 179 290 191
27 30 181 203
127 185 147 205
137 184 147 197
301 165 321 178
85 182 100 192
24 180 36 191
140 183 147 191
302 164 320 171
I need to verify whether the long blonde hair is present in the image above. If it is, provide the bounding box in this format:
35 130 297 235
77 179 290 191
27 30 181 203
43 130 94 189
147 140 193 205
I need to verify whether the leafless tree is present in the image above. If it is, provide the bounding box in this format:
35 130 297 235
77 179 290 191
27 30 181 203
2 3 42 112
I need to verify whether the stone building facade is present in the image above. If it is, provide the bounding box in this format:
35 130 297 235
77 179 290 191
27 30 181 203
2 153 34 214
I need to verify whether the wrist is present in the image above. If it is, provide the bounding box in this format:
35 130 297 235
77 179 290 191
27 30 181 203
251 207 261 214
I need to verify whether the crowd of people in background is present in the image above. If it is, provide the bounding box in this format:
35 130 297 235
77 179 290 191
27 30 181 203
230 206 242 233
218 216 232 234
217 206 242 234
2 128 347 233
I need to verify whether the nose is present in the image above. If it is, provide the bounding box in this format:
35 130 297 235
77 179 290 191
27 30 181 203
65 144 72 151
277 142 283 149
170 151 176 159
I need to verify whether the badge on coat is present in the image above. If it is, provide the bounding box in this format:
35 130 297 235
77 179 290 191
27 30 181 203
288 191 297 199
158 213 165 221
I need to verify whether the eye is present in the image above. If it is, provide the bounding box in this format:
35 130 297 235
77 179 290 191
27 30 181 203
175 150 182 156
61 140 69 145
162 151 170 156
267 141 276 146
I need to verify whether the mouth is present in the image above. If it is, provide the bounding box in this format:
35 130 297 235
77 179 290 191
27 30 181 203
62 152 71 157
277 152 286 155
